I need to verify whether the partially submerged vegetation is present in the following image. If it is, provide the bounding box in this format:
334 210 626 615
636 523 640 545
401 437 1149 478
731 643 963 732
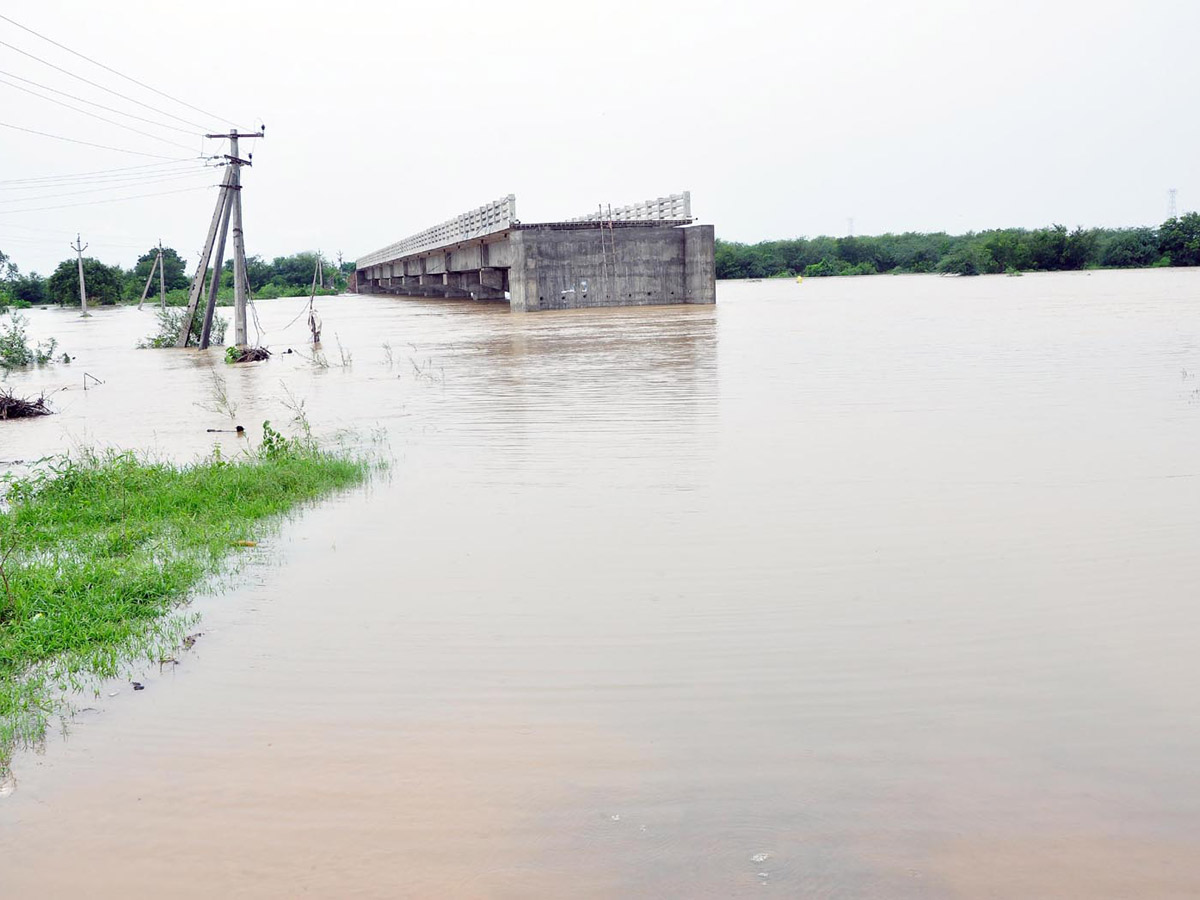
1 313 60 370
0 425 369 768
138 305 228 349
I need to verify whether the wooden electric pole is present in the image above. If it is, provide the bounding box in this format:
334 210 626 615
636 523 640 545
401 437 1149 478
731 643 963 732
176 129 264 349
70 233 89 316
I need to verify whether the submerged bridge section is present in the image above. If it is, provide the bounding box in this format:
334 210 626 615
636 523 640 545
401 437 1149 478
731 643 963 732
355 192 715 312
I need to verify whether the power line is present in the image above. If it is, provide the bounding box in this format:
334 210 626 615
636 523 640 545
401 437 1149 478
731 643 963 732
0 165 206 192
0 160 202 186
0 37 213 132
0 120 199 159
0 67 199 136
0 233 154 249
0 74 204 152
0 169 213 203
0 163 203 191
0 219 176 239
0 183 216 216
0 12 240 130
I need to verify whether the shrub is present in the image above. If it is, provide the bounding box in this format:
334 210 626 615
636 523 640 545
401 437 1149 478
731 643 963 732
138 306 228 349
0 314 59 369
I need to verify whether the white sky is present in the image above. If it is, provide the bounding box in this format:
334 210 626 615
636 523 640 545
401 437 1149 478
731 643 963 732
1 0 1197 274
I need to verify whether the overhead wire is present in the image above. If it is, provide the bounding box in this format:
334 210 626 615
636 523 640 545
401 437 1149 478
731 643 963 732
0 37 214 132
0 160 205 186
0 74 203 152
0 165 207 192
0 183 217 216
0 220 169 239
0 68 198 136
0 120 199 159
0 233 151 249
0 169 215 203
0 12 240 130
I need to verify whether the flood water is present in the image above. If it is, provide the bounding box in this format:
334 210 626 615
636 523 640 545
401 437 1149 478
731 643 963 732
2 269 1200 898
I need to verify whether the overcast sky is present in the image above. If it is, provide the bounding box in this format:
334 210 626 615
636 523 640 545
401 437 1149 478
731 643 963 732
1 0 1197 274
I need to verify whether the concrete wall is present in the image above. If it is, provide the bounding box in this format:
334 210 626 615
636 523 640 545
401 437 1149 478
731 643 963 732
508 225 713 312
683 225 716 305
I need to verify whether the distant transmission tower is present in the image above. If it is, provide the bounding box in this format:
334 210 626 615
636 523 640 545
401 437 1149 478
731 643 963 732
847 217 854 237
1168 188 1178 219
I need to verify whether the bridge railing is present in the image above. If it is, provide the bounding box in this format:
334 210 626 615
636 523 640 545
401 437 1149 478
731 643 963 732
357 194 517 268
570 191 692 223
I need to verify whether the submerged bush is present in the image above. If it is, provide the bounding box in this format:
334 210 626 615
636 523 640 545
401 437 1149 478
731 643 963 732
139 305 228 349
0 313 59 369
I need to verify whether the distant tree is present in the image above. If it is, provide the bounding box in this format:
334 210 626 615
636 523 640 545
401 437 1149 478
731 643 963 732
243 255 274 291
131 246 189 291
1027 225 1068 270
1159 212 1200 267
11 273 46 305
1061 226 1100 270
1099 228 1159 268
938 244 990 276
0 249 16 282
47 257 123 305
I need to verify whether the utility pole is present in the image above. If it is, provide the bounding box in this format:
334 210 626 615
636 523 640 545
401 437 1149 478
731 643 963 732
137 245 162 309
158 239 166 309
70 233 89 316
198 189 233 348
229 134 249 348
176 128 264 349
177 166 234 347
310 253 323 295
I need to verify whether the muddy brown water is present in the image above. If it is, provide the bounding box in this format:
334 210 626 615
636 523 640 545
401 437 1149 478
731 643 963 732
2 270 1200 898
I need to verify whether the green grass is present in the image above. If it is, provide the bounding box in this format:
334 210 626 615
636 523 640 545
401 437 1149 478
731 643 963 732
0 424 369 769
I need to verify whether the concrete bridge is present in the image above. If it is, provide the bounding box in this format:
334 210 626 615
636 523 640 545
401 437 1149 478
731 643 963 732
355 193 715 312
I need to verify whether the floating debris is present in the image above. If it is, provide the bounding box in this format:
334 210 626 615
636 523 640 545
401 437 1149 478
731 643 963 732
0 389 52 419
227 346 272 364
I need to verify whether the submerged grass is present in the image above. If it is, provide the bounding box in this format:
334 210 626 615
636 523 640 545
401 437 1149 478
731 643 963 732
0 424 369 770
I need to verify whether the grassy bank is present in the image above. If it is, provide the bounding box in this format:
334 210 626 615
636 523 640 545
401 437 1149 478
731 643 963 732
0 426 369 768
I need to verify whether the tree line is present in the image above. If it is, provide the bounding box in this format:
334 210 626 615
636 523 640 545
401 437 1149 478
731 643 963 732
0 246 355 308
715 213 1200 279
